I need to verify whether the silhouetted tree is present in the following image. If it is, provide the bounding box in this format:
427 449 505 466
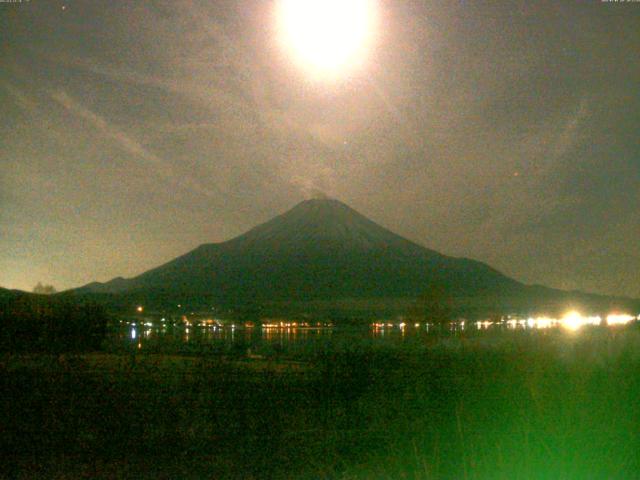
33 282 57 295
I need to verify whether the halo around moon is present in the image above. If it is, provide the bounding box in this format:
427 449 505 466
276 0 377 79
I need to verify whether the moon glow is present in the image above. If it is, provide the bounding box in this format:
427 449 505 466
276 0 377 79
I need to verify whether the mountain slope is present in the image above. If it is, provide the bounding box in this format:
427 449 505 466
75 199 520 302
70 199 639 315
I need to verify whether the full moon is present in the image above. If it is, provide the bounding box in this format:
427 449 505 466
276 0 377 79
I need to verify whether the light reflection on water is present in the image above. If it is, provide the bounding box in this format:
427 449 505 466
115 323 337 353
115 312 638 352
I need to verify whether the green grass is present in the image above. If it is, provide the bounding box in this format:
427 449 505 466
1 326 639 479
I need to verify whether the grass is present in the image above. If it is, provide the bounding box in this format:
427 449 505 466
1 326 639 479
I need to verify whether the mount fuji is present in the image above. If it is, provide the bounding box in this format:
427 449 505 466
70 199 638 316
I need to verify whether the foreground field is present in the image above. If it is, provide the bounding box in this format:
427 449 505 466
2 327 640 479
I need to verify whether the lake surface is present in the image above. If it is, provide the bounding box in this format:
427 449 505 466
109 313 639 356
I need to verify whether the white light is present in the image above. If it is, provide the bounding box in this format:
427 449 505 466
561 311 601 331
606 314 635 326
276 0 377 78
533 317 555 329
506 319 519 329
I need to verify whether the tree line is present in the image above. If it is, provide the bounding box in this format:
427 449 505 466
0 292 108 352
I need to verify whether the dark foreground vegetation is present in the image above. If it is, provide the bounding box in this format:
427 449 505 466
0 291 108 352
2 326 640 479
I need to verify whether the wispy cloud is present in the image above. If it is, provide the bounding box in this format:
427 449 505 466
552 97 589 160
54 53 255 126
2 81 39 113
50 90 217 198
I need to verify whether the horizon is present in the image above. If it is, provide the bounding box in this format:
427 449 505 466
5 196 637 304
2 1 638 298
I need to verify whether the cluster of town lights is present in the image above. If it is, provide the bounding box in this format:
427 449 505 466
371 312 637 331
134 305 636 332
497 312 637 331
262 321 332 329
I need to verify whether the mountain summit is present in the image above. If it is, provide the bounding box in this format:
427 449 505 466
75 199 517 304
232 198 438 253
72 199 636 315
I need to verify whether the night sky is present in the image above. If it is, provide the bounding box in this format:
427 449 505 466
1 1 638 297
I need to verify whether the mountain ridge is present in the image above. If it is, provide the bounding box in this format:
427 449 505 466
68 199 638 316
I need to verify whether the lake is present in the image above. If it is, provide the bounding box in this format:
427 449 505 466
109 312 639 357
